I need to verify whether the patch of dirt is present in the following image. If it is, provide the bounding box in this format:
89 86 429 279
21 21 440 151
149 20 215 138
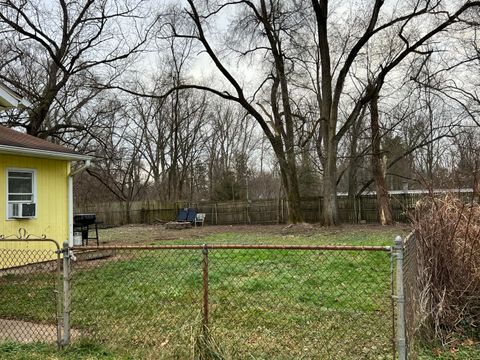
99 223 410 245
0 318 80 343
281 223 315 235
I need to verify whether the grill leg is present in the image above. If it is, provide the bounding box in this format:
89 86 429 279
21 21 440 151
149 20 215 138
82 227 88 246
95 223 99 246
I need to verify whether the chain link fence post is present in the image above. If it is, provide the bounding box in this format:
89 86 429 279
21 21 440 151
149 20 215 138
55 247 63 348
395 236 407 360
202 244 209 330
62 240 72 346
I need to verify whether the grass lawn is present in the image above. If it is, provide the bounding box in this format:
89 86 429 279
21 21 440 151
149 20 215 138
0 224 478 359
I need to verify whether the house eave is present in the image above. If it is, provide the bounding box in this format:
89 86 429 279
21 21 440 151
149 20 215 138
0 144 93 161
0 84 32 109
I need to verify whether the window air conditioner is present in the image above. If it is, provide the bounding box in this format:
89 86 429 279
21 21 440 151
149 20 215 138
9 203 36 218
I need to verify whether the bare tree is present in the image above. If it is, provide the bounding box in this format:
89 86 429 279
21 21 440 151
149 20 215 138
0 0 152 137
206 100 259 201
84 98 151 221
133 88 208 202
142 0 309 222
152 1 480 224
310 0 480 224
65 0 480 225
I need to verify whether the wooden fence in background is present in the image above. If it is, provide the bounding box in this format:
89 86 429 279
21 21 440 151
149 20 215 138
75 191 474 226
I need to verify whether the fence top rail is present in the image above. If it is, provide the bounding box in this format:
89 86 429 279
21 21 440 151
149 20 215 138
0 235 60 251
72 244 392 252
403 230 416 245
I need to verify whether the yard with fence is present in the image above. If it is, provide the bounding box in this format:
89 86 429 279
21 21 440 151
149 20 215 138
0 224 478 359
74 191 475 228
73 193 426 227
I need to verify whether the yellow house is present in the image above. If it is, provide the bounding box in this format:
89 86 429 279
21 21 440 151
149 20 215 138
0 126 92 259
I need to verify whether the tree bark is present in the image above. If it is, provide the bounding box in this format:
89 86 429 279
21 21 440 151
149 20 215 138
370 89 393 225
347 108 365 198
272 140 304 223
347 114 363 222
26 64 63 137
322 134 338 225
312 0 338 226
285 164 304 223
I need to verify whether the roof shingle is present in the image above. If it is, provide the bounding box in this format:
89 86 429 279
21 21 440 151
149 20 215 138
0 125 81 156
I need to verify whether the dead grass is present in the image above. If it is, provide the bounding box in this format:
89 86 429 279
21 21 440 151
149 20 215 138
410 194 480 344
98 223 410 246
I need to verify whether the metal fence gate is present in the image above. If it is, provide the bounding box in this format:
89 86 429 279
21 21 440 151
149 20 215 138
0 237 408 359
0 233 63 346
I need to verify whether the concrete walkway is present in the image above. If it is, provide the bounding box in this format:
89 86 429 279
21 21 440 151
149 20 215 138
0 319 79 343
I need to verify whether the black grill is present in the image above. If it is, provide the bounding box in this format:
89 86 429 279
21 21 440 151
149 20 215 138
73 213 100 246
73 213 96 226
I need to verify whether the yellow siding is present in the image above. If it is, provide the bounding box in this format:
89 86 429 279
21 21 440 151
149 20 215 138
0 154 69 266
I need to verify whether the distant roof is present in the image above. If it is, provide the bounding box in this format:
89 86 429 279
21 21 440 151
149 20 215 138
337 188 473 196
0 82 32 109
0 125 92 161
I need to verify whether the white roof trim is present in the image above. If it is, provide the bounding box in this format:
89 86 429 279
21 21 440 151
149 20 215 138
0 87 19 108
0 83 32 109
0 144 93 161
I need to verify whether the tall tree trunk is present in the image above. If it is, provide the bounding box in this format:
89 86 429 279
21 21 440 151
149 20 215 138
312 0 338 226
274 141 303 223
285 165 304 223
347 108 365 197
259 0 304 224
347 148 359 199
322 133 338 225
27 104 50 137
347 116 362 222
370 89 393 225
125 199 132 225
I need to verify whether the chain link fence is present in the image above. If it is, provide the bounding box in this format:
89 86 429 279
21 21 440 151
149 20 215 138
204 246 394 359
402 232 421 359
70 247 202 358
0 238 62 345
0 240 406 359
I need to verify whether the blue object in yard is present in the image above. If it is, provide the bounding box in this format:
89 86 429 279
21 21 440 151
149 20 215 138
176 208 188 222
186 208 197 223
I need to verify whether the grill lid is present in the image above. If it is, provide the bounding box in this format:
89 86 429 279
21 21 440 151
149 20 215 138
74 213 96 226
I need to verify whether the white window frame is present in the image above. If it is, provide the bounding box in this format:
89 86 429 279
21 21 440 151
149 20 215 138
6 167 37 220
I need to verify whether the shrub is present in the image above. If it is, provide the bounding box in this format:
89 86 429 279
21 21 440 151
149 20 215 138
410 194 480 343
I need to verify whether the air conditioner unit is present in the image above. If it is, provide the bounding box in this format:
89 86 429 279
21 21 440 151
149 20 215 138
9 203 36 219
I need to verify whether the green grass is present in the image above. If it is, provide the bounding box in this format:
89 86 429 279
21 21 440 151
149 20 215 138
0 341 120 359
419 343 480 360
0 272 58 323
213 228 397 244
1 341 477 360
0 225 477 359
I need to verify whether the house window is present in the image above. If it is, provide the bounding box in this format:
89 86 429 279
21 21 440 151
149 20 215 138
6 169 36 219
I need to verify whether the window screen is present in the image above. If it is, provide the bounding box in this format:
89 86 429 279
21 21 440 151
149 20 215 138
8 170 34 202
